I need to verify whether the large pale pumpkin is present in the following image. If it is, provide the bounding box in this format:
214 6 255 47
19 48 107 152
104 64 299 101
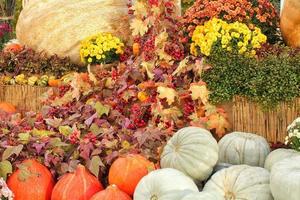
160 127 218 182
16 0 130 64
181 191 222 200
218 132 270 167
7 159 54 200
133 168 199 200
264 148 298 171
203 165 273 200
51 164 103 200
270 156 300 200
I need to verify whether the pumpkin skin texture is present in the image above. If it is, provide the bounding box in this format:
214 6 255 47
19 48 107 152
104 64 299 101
203 165 273 200
270 156 300 200
160 127 218 182
16 0 130 64
51 164 103 200
90 184 132 200
181 191 222 200
108 154 155 196
0 102 16 114
264 148 298 171
7 159 54 200
218 132 270 167
134 168 199 200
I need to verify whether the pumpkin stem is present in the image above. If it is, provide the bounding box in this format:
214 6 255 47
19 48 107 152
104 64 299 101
225 191 236 200
150 195 158 200
75 164 85 175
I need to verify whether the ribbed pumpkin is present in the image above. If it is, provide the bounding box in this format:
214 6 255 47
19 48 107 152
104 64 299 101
160 127 219 182
218 132 270 167
51 164 103 200
108 154 155 196
270 156 300 200
0 102 16 114
90 185 132 200
134 168 199 200
181 191 222 200
7 159 54 200
16 0 130 64
264 148 298 171
203 165 273 200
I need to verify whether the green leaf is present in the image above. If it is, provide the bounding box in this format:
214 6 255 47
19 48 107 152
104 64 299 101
59 125 72 136
32 129 55 137
94 101 110 118
18 132 31 144
87 156 103 177
49 138 69 147
89 123 101 136
0 160 12 180
2 145 23 161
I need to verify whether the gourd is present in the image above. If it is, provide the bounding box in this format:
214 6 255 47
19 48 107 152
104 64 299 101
180 191 222 200
160 127 218 182
270 156 300 200
203 165 273 200
133 168 199 200
90 185 132 200
108 154 155 196
264 148 298 171
0 102 16 114
280 0 300 47
7 159 54 200
218 132 270 167
51 164 103 200
16 0 130 64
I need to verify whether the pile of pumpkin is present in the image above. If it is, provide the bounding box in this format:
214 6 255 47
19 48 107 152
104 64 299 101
4 127 300 200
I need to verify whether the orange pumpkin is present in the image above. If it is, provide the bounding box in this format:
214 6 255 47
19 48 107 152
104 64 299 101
7 159 55 200
108 154 155 196
0 102 16 114
48 79 61 87
3 43 23 54
51 164 103 200
90 184 132 200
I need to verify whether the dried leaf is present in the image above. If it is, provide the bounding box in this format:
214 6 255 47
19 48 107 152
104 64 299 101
87 156 103 177
172 57 190 76
207 113 230 138
157 86 178 105
2 145 23 160
130 18 149 36
0 160 12 180
94 102 110 118
32 129 55 137
189 82 209 105
45 117 63 128
18 132 31 144
141 61 155 79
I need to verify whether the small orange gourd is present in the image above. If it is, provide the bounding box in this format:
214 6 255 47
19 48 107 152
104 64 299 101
0 102 16 114
132 43 140 56
90 184 132 200
108 154 155 196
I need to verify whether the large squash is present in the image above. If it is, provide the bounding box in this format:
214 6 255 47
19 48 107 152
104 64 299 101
7 159 54 200
16 0 130 65
270 156 300 200
203 165 273 200
264 148 298 171
181 191 222 200
133 168 198 200
90 185 132 200
218 132 270 167
160 127 219 182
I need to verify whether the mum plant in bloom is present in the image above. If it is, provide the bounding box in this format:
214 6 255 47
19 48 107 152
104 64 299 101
190 18 267 56
80 33 124 64
183 0 279 43
0 178 14 200
285 117 300 150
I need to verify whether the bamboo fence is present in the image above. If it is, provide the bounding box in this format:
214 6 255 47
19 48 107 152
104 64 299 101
0 85 50 114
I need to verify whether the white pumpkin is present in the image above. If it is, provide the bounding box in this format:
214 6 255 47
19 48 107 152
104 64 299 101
133 168 198 200
203 165 273 200
16 0 130 64
218 132 270 167
160 127 219 182
264 148 298 171
181 191 222 200
270 155 300 200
